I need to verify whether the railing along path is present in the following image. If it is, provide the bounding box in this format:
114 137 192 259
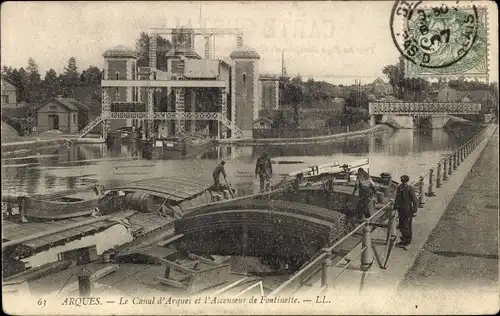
268 125 492 296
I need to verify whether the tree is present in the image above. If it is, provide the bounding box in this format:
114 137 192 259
43 69 60 98
136 32 172 69
345 90 369 109
80 66 102 85
62 57 80 87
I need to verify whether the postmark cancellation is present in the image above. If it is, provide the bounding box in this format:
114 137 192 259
391 1 490 79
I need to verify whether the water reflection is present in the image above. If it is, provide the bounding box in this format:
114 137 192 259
1 126 482 196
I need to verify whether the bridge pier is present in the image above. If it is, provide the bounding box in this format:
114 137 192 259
369 115 375 127
429 115 450 129
389 116 414 129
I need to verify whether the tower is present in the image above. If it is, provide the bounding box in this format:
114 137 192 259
102 45 137 130
230 46 260 138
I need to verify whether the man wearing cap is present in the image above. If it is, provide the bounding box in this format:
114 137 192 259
213 161 227 190
255 152 273 192
393 175 419 250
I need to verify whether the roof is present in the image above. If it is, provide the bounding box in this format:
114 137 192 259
2 212 135 257
1 77 17 91
37 97 88 112
230 45 260 59
460 90 493 102
253 117 274 124
373 77 387 85
103 45 137 58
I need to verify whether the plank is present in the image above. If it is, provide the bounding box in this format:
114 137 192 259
155 276 187 289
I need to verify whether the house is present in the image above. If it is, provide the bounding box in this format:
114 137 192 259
252 117 273 130
1 77 18 108
435 86 495 113
372 78 393 97
36 97 89 133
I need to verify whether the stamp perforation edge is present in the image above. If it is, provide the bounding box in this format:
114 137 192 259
401 2 490 80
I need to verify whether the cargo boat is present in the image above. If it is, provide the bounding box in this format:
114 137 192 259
144 134 214 159
2 184 104 221
3 159 398 300
1 177 236 280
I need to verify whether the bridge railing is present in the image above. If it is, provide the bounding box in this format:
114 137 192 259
369 102 481 115
269 124 493 297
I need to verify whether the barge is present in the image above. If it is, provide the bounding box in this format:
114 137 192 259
143 134 215 159
3 158 398 299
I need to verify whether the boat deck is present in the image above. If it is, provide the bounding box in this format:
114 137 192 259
28 259 285 297
2 210 176 258
2 211 133 254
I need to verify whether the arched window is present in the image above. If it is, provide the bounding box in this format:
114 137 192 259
242 72 247 84
115 71 119 80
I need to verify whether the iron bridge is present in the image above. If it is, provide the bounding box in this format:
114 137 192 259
369 102 481 116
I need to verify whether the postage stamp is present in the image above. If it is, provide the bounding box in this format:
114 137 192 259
390 1 490 79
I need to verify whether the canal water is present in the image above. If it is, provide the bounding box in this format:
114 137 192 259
1 127 480 197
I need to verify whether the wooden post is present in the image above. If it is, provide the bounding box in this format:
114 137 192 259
436 163 442 187
77 267 92 297
418 176 425 207
456 150 461 166
6 202 13 216
453 152 458 170
361 222 373 270
18 197 28 223
449 155 453 175
327 178 333 192
443 159 448 180
427 169 435 197
321 251 332 288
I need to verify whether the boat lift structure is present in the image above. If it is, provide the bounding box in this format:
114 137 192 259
79 26 247 141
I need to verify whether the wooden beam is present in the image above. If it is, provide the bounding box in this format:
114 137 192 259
158 258 194 274
156 234 184 247
155 276 187 289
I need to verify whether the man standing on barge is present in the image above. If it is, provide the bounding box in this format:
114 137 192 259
213 161 227 190
255 152 273 192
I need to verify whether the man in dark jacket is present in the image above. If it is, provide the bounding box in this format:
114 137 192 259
213 161 227 189
255 152 273 192
394 175 419 250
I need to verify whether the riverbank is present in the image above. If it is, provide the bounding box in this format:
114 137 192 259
1 134 104 158
399 127 498 311
281 124 498 314
218 124 393 146
358 124 498 313
1 138 72 158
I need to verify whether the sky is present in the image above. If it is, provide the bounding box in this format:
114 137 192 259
1 1 498 85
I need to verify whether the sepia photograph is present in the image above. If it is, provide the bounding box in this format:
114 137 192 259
1 1 498 314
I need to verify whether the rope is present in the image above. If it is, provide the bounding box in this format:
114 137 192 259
56 273 76 297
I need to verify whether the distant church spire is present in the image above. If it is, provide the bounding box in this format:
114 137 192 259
281 51 288 77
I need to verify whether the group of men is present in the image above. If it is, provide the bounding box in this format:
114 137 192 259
214 154 419 251
352 169 418 250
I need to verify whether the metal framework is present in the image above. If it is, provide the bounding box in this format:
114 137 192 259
369 102 482 115
78 27 244 139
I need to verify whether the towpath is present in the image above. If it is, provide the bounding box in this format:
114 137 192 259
400 128 499 313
